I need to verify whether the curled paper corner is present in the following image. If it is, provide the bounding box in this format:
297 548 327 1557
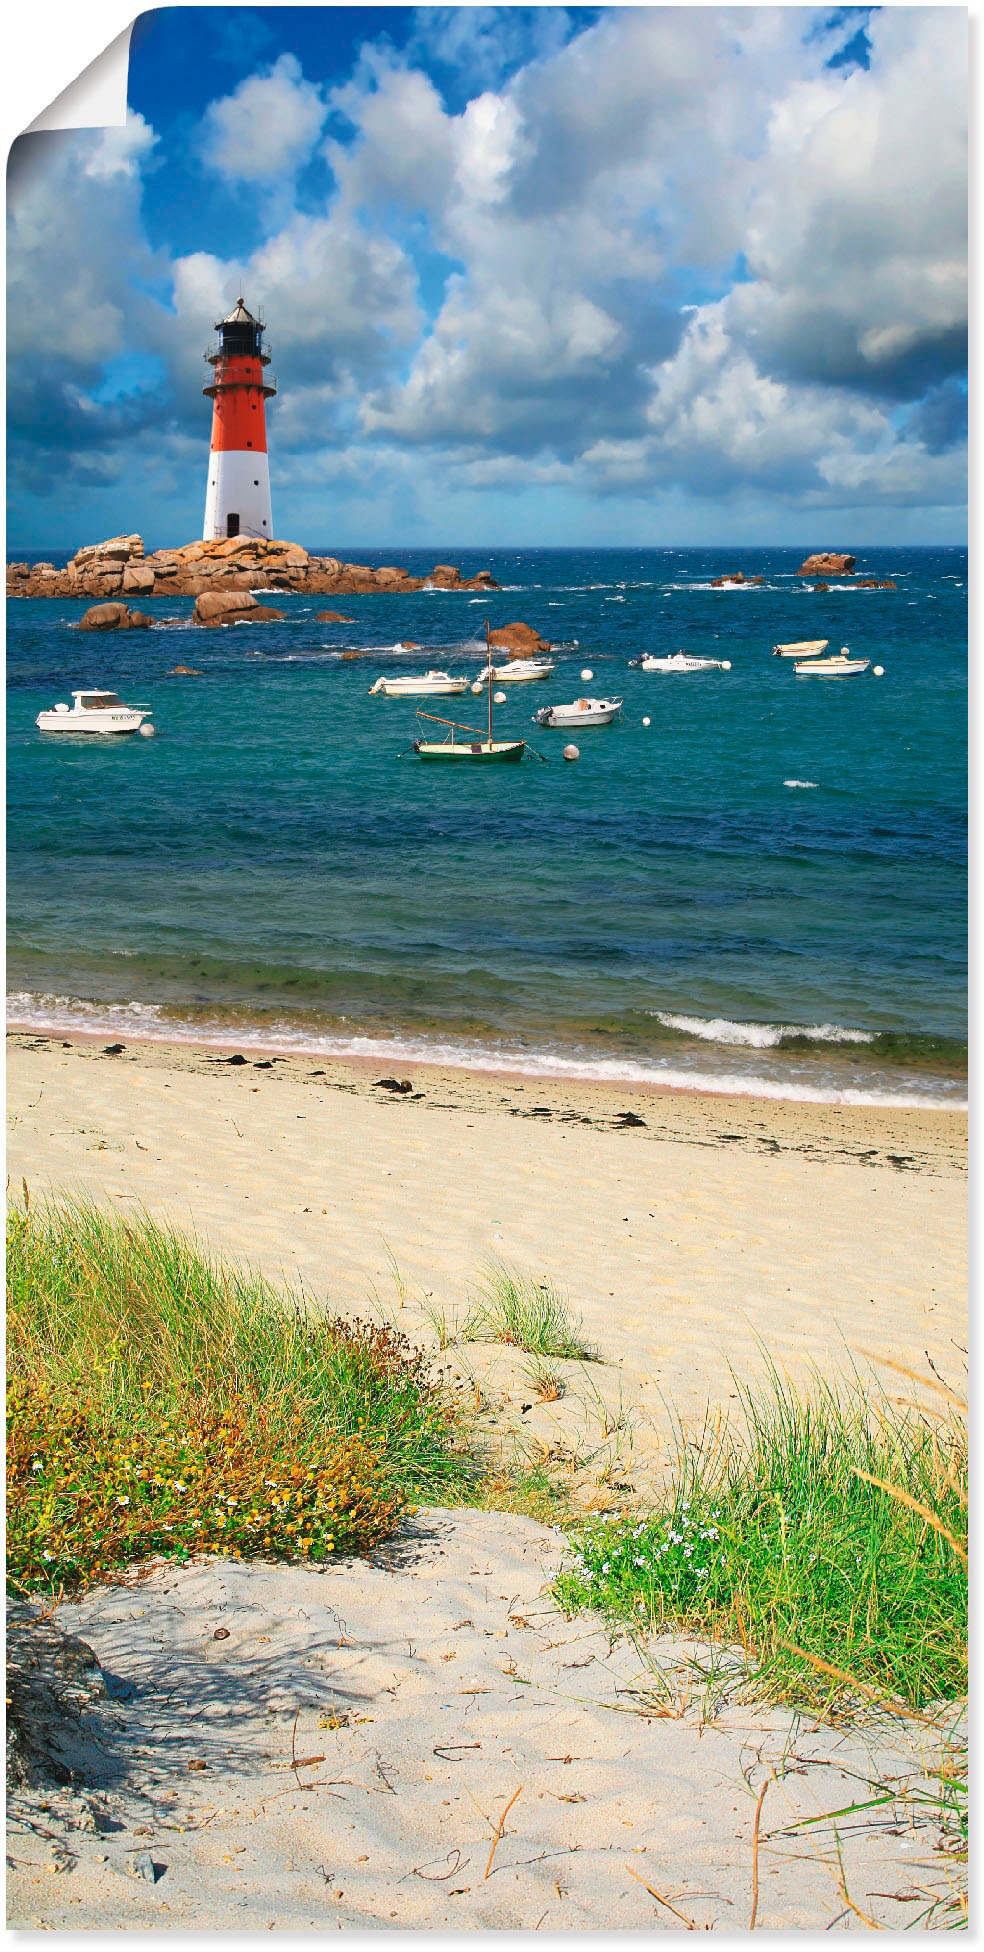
25 21 133 134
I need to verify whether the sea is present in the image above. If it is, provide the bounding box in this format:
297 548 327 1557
6 546 967 1108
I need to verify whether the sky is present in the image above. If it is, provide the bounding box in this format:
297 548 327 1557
6 4 968 551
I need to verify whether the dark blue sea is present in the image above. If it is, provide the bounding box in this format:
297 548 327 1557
6 546 967 1105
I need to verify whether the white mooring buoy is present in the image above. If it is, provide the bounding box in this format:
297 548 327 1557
494 690 507 704
139 723 156 737
873 665 885 677
580 668 593 682
642 716 651 727
562 744 580 762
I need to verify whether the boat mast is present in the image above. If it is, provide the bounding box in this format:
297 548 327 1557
486 618 493 747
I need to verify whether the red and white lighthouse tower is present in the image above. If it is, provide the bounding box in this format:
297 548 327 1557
203 298 276 541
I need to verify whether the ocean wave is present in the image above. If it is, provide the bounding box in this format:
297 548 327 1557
653 1011 876 1050
6 992 965 1110
783 779 818 789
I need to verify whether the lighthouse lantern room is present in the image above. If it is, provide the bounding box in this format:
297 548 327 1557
203 298 276 541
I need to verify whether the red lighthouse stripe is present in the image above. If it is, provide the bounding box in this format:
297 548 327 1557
209 355 269 454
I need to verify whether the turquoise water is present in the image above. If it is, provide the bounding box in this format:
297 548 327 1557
7 547 967 1104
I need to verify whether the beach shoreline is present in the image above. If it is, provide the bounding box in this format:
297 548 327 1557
7 1029 966 1489
5 1002 967 1112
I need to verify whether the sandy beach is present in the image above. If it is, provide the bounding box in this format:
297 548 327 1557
6 1030 967 1474
6 1031 966 1930
6 1507 965 1932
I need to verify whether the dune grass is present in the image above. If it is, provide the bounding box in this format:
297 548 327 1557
554 1365 967 1712
7 1197 472 1596
462 1264 596 1360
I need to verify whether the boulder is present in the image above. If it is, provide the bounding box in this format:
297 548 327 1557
797 553 856 576
170 665 204 675
122 563 155 594
76 602 152 631
855 578 898 590
488 621 552 658
72 533 143 568
813 582 830 592
316 611 355 622
711 572 763 586
193 591 285 626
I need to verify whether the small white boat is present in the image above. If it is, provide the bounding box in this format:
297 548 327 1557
472 659 555 688
793 648 870 678
370 670 470 697
35 689 152 735
773 639 829 658
533 697 622 728
629 652 731 674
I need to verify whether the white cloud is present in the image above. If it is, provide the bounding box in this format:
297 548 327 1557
8 8 968 539
201 53 327 182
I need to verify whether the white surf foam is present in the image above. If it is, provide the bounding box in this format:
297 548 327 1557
7 993 965 1111
654 1011 876 1050
783 779 818 789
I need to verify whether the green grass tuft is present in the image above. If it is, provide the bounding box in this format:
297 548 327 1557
554 1365 967 1712
7 1197 473 1595
462 1263 596 1360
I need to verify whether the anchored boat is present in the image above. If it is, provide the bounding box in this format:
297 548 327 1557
36 689 152 735
629 652 731 674
533 696 622 728
793 648 871 678
370 671 470 696
773 639 829 658
472 657 555 688
413 622 526 761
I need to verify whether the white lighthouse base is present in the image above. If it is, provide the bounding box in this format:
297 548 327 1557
203 450 273 542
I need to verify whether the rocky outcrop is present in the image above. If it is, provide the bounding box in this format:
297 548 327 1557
8 534 501 601
75 603 155 631
193 591 286 627
711 572 764 586
797 553 856 577
855 579 897 590
488 621 552 658
316 610 355 622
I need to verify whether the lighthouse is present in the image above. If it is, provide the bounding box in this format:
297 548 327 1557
202 298 276 541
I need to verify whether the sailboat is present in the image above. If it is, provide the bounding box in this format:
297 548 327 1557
412 622 527 762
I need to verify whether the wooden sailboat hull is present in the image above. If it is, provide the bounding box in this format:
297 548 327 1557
415 739 526 761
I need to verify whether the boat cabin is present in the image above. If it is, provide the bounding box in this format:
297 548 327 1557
73 691 123 710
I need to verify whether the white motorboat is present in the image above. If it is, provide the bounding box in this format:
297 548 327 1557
793 648 870 678
533 696 622 728
35 689 152 735
772 639 829 658
369 670 470 697
629 652 731 673
472 659 555 689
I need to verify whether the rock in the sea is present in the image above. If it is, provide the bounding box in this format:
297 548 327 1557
170 665 203 675
488 621 552 658
710 572 764 586
11 534 501 601
855 579 898 590
316 611 355 622
193 591 285 627
76 602 154 632
797 552 856 576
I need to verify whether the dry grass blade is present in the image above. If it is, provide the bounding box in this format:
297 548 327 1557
748 1772 773 1929
853 1348 966 1408
625 1864 695 1929
777 1642 940 1727
483 1784 523 1880
849 1466 967 1565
